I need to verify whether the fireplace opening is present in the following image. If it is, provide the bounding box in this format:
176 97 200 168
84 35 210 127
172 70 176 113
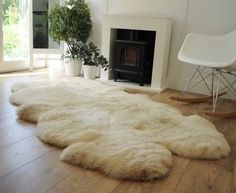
113 29 156 86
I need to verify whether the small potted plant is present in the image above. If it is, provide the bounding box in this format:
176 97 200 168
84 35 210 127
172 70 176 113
48 0 92 76
77 41 109 79
61 45 81 76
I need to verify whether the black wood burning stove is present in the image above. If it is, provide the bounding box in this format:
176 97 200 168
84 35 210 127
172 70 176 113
114 29 155 86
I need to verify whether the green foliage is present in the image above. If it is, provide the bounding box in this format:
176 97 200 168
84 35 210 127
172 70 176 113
3 0 19 25
76 41 109 71
2 0 22 58
49 0 92 60
48 0 92 46
3 26 20 57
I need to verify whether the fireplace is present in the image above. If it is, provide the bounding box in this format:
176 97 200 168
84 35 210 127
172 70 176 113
101 15 172 92
114 29 155 86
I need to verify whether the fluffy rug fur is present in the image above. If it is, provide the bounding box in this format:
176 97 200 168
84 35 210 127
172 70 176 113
9 79 230 181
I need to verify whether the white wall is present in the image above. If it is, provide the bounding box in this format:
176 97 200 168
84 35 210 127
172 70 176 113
87 0 236 93
87 0 107 47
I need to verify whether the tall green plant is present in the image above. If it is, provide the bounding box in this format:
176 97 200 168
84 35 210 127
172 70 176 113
48 0 92 59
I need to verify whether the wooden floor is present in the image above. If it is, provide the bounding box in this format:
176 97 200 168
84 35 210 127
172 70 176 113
0 70 236 193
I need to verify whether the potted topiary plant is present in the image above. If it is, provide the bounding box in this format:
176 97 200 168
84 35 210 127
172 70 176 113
48 0 92 76
77 41 109 79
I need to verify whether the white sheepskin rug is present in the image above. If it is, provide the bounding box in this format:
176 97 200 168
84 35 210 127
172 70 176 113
9 79 230 181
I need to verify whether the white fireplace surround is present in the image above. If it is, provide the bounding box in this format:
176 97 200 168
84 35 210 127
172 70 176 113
101 15 172 92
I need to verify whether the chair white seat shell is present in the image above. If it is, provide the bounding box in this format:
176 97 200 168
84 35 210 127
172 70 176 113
178 31 236 71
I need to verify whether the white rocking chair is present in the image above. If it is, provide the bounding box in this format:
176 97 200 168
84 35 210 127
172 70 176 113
170 30 236 118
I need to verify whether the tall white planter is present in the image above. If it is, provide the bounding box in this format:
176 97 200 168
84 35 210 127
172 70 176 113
83 65 97 79
64 59 82 76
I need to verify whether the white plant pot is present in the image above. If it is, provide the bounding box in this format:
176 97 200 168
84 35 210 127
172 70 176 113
64 59 82 77
83 65 97 80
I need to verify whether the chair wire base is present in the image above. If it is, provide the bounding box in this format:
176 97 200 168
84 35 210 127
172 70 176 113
180 65 236 112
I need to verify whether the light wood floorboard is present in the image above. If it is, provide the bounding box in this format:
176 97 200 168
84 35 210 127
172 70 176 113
0 123 35 149
231 161 236 193
0 70 235 193
0 150 74 193
0 135 51 177
46 168 120 193
174 160 233 193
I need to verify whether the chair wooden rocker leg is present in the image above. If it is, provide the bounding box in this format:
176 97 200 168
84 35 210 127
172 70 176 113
170 66 236 118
